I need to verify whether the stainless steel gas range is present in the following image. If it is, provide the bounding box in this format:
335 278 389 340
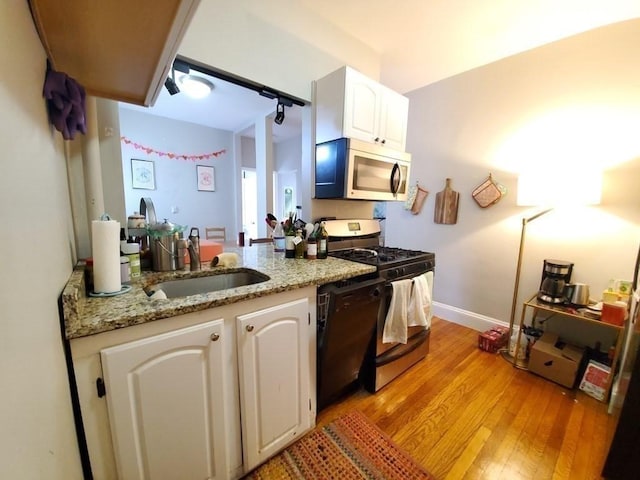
316 219 435 407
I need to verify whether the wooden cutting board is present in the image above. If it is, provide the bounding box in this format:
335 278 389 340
434 178 459 224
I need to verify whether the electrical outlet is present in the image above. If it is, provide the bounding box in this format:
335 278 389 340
171 206 179 214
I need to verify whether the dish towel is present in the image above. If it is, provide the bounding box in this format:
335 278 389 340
211 252 239 267
408 272 434 329
382 279 412 344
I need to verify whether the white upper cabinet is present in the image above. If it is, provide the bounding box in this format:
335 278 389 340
101 318 228 480
316 66 409 151
236 298 313 472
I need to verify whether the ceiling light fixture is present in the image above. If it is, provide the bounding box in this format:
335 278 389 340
178 74 214 99
274 101 286 125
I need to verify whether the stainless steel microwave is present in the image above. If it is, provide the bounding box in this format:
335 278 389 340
315 138 411 201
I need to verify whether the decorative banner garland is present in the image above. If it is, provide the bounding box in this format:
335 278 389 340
121 136 226 161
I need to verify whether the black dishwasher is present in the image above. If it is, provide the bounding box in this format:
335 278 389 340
317 274 384 410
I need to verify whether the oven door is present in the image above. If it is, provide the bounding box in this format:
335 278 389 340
377 266 433 356
345 148 411 201
377 287 427 356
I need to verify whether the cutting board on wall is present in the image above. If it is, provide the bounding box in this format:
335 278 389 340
434 178 459 224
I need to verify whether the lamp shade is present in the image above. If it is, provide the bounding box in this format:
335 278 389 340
517 169 602 207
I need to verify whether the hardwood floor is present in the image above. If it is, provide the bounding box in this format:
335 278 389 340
317 317 619 480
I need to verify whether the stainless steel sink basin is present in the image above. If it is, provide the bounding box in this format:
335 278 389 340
147 269 270 298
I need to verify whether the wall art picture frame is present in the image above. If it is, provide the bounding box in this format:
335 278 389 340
197 165 215 191
131 159 155 190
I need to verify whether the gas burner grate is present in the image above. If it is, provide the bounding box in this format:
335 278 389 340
330 245 434 268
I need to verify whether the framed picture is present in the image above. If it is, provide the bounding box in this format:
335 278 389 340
197 165 215 191
131 159 155 190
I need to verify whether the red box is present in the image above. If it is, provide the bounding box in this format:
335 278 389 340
478 326 509 353
579 360 611 400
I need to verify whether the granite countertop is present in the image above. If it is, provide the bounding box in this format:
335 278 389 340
62 245 376 340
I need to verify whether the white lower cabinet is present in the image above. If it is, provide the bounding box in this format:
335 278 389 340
237 298 312 471
70 287 316 480
101 319 228 480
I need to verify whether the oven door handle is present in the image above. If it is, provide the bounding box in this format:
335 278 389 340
320 276 385 296
389 162 401 196
375 329 429 367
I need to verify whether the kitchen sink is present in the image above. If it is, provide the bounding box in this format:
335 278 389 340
147 269 270 298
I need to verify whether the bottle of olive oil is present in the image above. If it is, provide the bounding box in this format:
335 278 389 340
284 212 296 258
294 229 305 259
306 226 317 260
317 221 328 259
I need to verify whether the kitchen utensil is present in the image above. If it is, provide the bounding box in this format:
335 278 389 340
565 282 590 306
472 173 506 208
434 178 459 224
405 183 429 215
538 259 573 304
148 219 186 271
305 223 315 238
127 212 146 229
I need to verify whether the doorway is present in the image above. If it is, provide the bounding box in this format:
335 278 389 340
241 169 258 240
274 170 297 221
242 169 299 239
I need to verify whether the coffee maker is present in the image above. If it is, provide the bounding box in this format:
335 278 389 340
538 259 573 304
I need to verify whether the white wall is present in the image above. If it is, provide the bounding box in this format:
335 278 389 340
119 109 236 237
241 136 256 168
0 3 82 478
386 19 640 333
274 136 301 172
180 0 380 102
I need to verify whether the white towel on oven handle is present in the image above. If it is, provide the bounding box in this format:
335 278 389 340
382 278 412 344
408 271 433 329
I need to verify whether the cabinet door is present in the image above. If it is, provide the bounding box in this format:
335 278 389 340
237 298 312 472
343 68 381 143
101 319 228 480
378 86 409 151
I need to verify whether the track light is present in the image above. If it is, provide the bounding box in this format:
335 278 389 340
274 102 285 125
164 76 180 95
164 65 180 95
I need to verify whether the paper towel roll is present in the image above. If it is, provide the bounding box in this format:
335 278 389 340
92 219 121 293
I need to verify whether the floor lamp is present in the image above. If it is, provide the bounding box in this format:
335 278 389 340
499 208 552 367
500 169 602 367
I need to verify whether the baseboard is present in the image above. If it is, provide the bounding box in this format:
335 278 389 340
433 301 509 332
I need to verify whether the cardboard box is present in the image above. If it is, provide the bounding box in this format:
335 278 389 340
528 332 584 388
478 326 509 353
579 360 611 401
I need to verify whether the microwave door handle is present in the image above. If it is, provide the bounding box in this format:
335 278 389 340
390 162 401 196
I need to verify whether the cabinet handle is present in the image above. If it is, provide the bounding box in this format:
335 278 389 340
246 325 255 332
374 137 380 142
210 332 220 342
381 139 386 144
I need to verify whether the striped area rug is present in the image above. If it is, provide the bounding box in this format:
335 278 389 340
244 410 434 479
